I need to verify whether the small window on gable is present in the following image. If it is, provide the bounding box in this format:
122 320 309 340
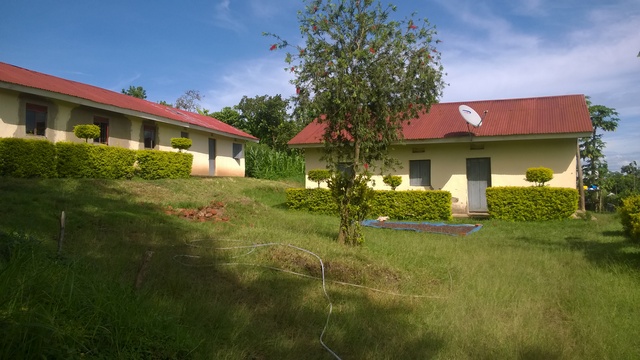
26 103 47 136
144 124 157 149
93 116 109 144
181 131 189 138
233 143 244 159
409 160 431 186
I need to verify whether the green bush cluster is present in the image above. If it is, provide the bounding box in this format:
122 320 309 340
286 188 452 221
56 142 136 179
525 167 554 186
0 138 57 178
1 138 190 180
136 150 193 180
370 190 452 220
486 186 578 221
286 188 337 215
618 195 640 241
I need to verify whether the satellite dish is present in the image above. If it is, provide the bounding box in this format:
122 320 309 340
458 105 482 127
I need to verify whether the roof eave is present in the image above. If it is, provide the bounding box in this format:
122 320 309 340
0 81 259 143
288 132 593 148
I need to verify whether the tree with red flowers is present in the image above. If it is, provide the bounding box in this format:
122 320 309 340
266 0 445 245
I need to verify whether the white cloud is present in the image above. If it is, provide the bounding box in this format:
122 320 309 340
212 0 246 33
201 57 295 111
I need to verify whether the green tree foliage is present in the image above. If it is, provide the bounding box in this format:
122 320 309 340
525 167 553 186
170 138 193 152
121 86 147 99
267 0 445 244
600 161 640 210
235 94 301 152
580 97 620 189
73 124 101 143
175 90 203 112
207 107 243 129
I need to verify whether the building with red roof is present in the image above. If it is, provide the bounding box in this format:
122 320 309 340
289 94 593 214
0 62 257 176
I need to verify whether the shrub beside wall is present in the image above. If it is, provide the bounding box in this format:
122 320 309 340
90 146 137 179
0 138 57 178
136 150 193 180
1 138 189 180
286 188 452 221
486 186 578 221
370 190 452 220
618 195 640 241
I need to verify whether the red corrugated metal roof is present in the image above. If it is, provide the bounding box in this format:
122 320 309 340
0 62 257 141
288 94 593 146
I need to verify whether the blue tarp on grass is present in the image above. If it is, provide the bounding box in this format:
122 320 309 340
362 220 482 236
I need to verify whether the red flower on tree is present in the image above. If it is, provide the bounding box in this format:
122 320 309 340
270 44 277 51
409 25 418 30
369 47 375 54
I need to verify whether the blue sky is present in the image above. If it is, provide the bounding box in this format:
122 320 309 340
1 0 638 170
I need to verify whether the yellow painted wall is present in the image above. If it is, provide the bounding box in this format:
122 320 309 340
0 88 247 177
304 138 578 213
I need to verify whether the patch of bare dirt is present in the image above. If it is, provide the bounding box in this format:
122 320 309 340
164 201 229 223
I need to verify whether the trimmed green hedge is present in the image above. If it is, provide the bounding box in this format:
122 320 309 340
286 188 337 215
286 188 452 221
370 190 452 221
1 138 190 180
486 186 578 221
0 138 57 178
56 142 94 178
136 150 193 180
90 146 137 179
56 142 136 179
619 195 640 241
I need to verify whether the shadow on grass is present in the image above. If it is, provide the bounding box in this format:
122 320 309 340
565 236 640 271
0 178 438 359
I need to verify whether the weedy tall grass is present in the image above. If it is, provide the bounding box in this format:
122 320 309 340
245 143 304 182
0 177 639 359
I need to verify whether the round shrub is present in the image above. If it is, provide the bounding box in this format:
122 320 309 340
307 169 331 188
382 175 402 190
171 137 193 152
526 167 553 186
73 124 101 142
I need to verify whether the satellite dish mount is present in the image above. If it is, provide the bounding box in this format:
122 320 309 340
458 105 488 140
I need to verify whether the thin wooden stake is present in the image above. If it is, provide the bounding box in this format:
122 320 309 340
58 211 65 256
134 250 154 290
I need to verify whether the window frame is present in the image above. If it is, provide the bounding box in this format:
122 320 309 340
25 103 48 136
232 143 244 159
93 116 109 144
409 159 431 187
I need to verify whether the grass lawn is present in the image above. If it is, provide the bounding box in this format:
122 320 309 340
1 177 639 359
